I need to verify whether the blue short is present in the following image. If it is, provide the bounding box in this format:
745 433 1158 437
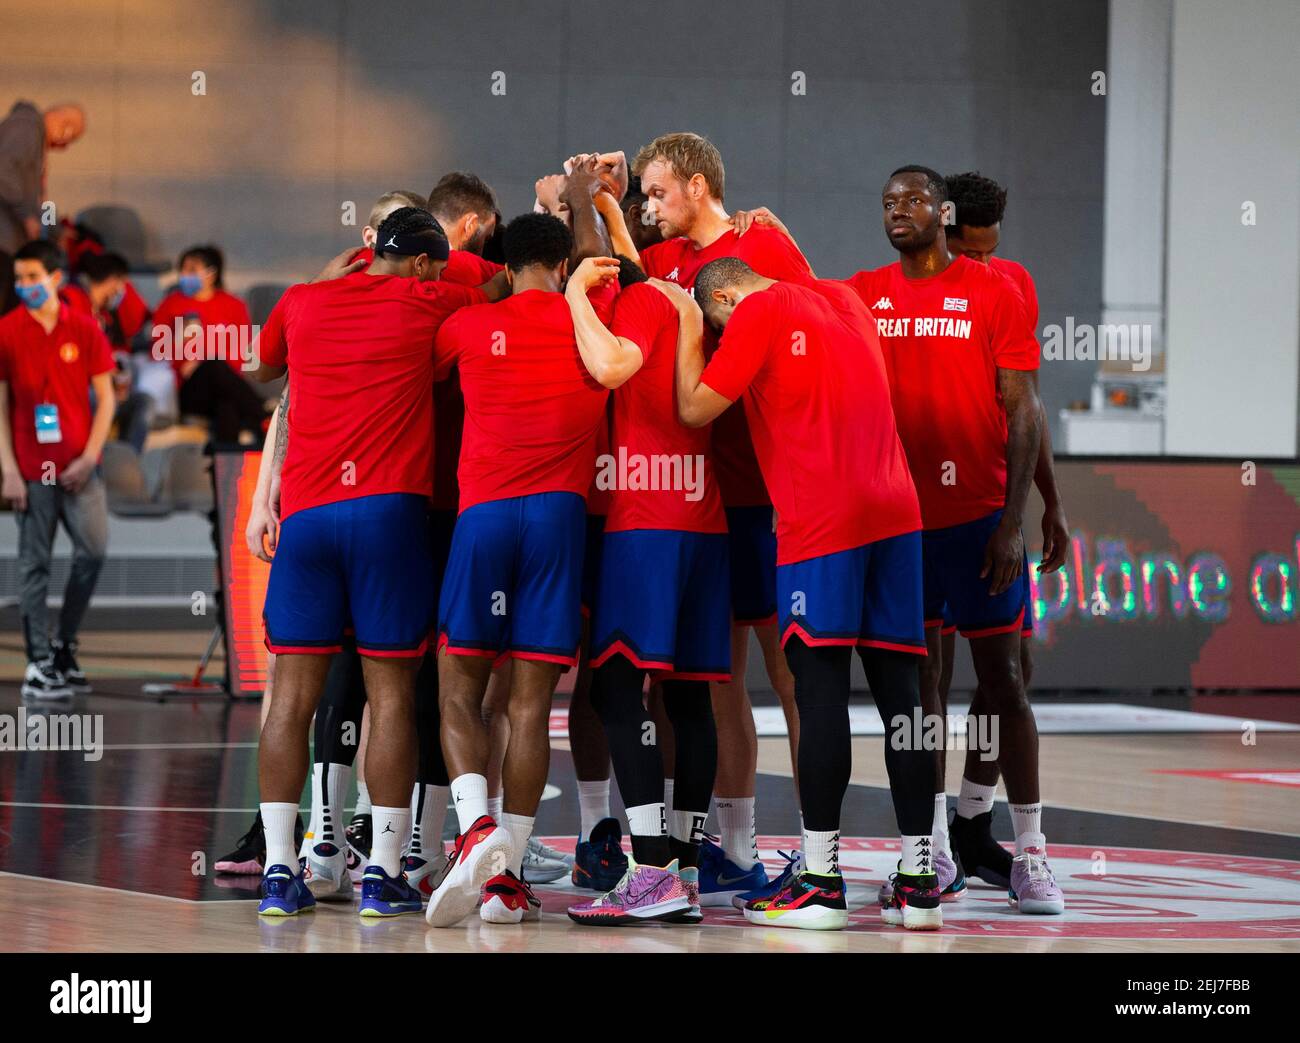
943 569 1033 637
777 530 925 654
264 493 434 657
438 491 586 666
923 509 1028 638
581 513 606 614
725 505 777 626
590 529 732 681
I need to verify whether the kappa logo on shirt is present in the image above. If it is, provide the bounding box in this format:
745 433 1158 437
666 266 680 283
943 297 968 312
59 342 79 363
872 297 893 311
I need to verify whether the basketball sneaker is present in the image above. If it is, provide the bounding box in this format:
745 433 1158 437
358 865 423 917
424 814 512 928
522 837 569 884
742 870 847 931
50 640 90 693
698 835 767 907
732 849 802 910
480 870 542 924
880 871 942 930
21 658 71 700
567 859 688 925
668 865 703 924
1008 847 1065 914
216 812 266 875
531 836 574 867
345 812 371 866
402 848 449 897
950 810 1012 888
258 863 315 916
878 850 967 904
305 839 352 901
571 816 629 892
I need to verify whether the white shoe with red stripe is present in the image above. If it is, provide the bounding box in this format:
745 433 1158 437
480 870 541 923
425 815 512 928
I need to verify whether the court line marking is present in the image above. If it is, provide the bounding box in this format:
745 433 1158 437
0 870 257 906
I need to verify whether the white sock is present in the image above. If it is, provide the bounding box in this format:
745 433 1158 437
670 809 708 851
370 805 410 876
409 783 449 859
956 778 997 821
502 812 534 877
450 773 489 833
932 793 951 858
663 777 675 812
355 780 372 817
715 796 759 866
803 828 840 876
1010 803 1044 855
901 834 934 876
261 802 300 872
577 778 610 838
487 795 503 821
625 801 667 852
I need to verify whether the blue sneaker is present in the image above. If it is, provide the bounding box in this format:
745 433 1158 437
732 849 803 910
698 836 768 907
258 863 316 916
359 864 423 917
571 817 629 892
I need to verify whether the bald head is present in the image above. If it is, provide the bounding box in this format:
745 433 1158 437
693 256 772 329
44 104 85 150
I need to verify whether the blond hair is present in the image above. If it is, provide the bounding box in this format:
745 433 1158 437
367 190 428 232
632 132 724 203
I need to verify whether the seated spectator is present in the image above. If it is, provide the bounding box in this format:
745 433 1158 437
151 244 252 378
174 314 267 445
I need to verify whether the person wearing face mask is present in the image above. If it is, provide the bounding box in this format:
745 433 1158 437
0 101 87 316
150 244 253 381
0 238 113 700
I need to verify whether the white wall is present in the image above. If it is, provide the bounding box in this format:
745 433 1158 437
1163 0 1300 457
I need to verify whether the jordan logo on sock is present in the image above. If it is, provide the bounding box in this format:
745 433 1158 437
381 822 395 835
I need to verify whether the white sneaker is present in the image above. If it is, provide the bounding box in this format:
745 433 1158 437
530 837 574 867
522 837 568 883
425 815 512 928
402 844 448 897
21 659 71 700
304 841 353 901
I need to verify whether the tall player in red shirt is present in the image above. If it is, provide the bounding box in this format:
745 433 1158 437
940 171 1070 889
252 208 483 919
426 208 625 929
631 132 812 903
679 259 940 930
844 167 1064 915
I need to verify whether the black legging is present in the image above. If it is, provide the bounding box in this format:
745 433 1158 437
590 656 716 867
178 360 266 444
783 637 933 837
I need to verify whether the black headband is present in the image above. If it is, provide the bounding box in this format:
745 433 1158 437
374 231 450 261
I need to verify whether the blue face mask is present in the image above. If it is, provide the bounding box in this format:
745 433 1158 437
17 281 51 310
178 273 204 297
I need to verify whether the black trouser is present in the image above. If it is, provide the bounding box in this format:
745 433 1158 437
784 637 934 838
0 249 16 315
590 656 716 867
178 361 265 443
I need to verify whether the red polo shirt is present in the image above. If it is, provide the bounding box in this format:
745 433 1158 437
0 304 114 480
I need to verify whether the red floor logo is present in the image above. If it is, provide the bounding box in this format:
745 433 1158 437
534 835 1300 940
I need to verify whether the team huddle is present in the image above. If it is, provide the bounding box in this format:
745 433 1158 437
235 131 1069 932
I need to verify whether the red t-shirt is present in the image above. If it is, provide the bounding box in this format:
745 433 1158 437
257 272 483 520
432 371 464 512
641 224 813 508
989 256 1038 333
603 282 726 534
700 280 920 565
151 288 253 380
842 256 1039 530
443 250 504 287
0 304 114 481
434 287 614 513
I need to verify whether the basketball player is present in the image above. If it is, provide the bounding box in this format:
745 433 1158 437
938 170 1069 888
681 258 939 930
252 207 484 918
426 197 624 928
631 131 812 906
564 255 729 925
843 167 1064 915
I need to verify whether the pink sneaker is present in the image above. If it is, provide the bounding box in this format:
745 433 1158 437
1008 847 1065 914
567 860 689 925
